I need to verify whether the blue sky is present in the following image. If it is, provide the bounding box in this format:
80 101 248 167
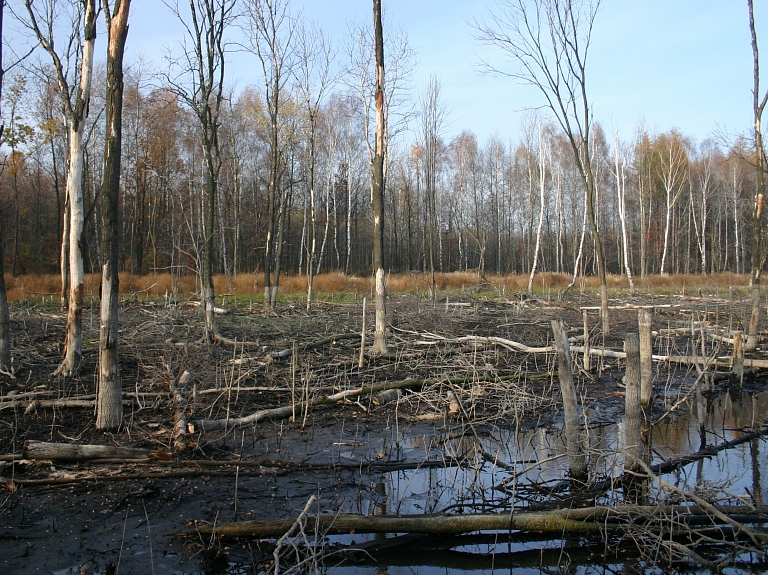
125 1 768 145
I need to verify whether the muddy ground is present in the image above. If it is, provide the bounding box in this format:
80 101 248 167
1 288 767 574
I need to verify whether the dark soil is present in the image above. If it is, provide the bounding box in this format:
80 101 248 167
0 289 765 574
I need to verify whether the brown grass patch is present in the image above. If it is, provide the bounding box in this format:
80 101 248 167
0 271 755 301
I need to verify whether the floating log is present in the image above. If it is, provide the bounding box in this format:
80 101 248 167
23 441 171 461
180 504 768 539
184 510 607 539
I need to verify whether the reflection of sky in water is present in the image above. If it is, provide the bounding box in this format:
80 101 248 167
332 389 768 574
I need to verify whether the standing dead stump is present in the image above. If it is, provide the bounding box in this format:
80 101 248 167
638 309 653 407
732 330 744 386
623 333 647 503
551 319 587 483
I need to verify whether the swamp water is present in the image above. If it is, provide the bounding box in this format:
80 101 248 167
327 386 768 574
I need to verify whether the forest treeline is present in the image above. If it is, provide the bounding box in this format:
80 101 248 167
0 5 759 285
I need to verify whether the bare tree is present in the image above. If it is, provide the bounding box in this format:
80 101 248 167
527 122 547 295
24 0 97 376
96 0 130 431
613 132 635 294
473 0 610 333
370 0 386 354
294 19 334 311
747 0 768 351
0 0 10 373
163 0 236 342
420 75 446 301
244 0 296 311
656 130 689 275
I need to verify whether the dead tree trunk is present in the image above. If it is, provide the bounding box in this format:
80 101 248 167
96 0 131 431
747 0 768 351
638 309 653 407
23 441 169 461
551 319 587 482
25 0 98 376
0 0 10 373
370 0 387 355
624 333 642 472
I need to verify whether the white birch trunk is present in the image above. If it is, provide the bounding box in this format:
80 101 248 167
56 13 96 376
528 126 546 295
614 134 634 294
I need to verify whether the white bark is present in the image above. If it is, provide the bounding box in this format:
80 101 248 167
614 133 635 294
57 7 96 376
528 125 546 295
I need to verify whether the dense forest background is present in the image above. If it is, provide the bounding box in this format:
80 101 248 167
0 3 758 285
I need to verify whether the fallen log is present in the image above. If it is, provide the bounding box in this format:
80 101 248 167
270 333 362 360
649 424 768 476
187 300 229 314
180 504 768 539
410 333 768 370
3 398 138 412
23 441 171 461
184 510 608 538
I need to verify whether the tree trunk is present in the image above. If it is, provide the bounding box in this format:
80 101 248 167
370 0 387 355
638 308 653 407
0 234 9 372
615 135 635 295
748 0 768 351
55 1 97 377
24 441 168 461
0 0 10 372
623 333 643 472
186 509 612 539
551 319 587 482
183 504 768 540
528 126 546 295
97 0 130 431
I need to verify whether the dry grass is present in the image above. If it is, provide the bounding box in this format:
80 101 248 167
0 271 754 302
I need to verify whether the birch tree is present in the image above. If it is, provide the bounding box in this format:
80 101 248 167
528 123 547 295
613 132 635 294
295 19 334 311
473 0 610 333
420 75 446 300
655 130 689 276
25 0 97 376
245 0 297 311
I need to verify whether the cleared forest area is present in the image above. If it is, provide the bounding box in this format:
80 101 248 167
3 0 768 573
1 275 768 573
